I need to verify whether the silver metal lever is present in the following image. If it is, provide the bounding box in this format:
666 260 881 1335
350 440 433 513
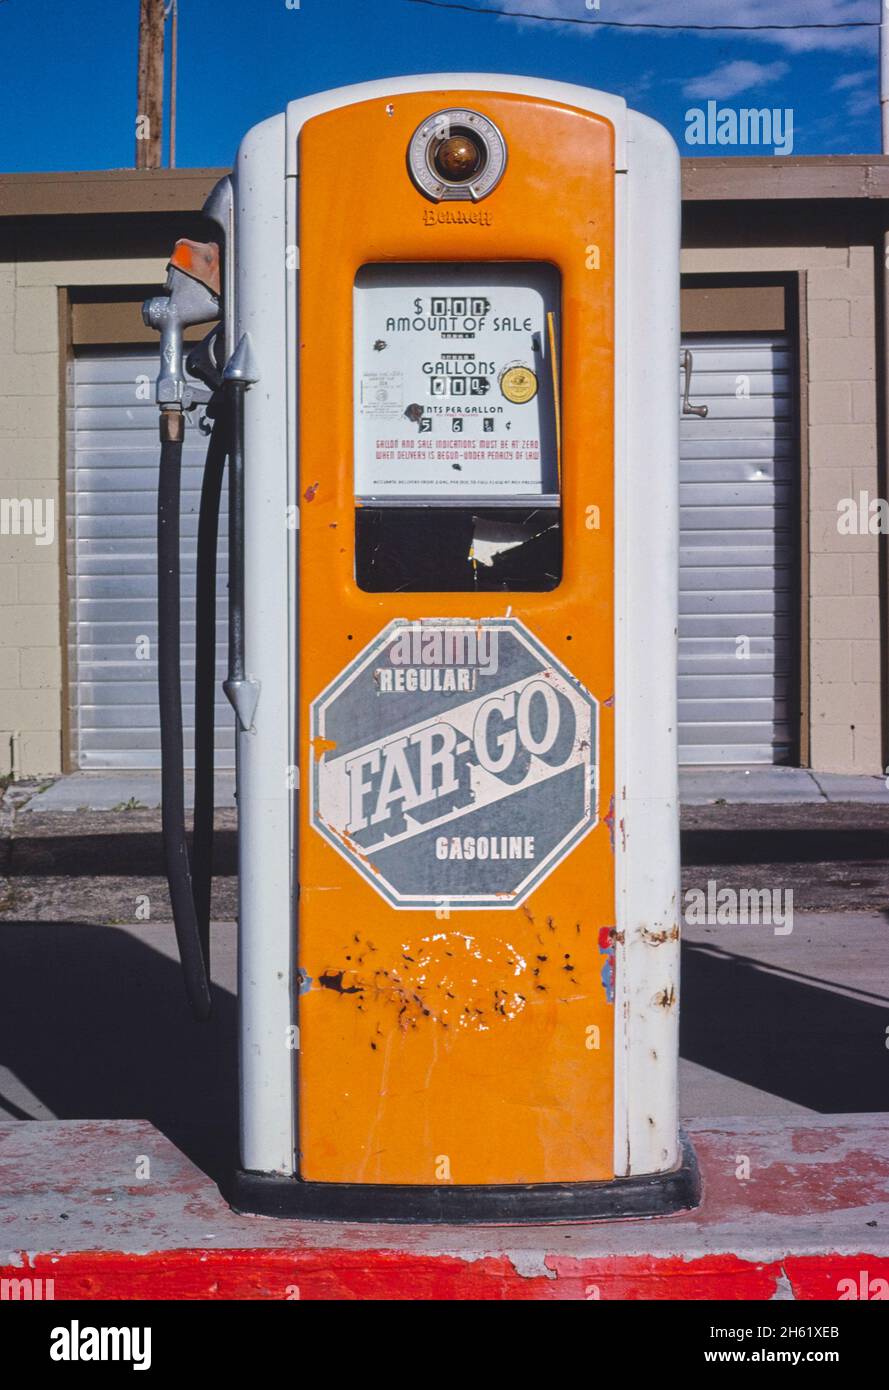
681 349 709 418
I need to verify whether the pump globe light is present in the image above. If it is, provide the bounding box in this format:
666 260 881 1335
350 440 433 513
434 133 483 181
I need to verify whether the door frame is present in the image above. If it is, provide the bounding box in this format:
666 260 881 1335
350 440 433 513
680 271 804 767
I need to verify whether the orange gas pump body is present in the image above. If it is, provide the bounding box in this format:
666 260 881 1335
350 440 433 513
298 92 615 1186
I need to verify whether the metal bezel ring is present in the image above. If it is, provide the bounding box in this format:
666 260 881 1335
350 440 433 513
407 107 508 203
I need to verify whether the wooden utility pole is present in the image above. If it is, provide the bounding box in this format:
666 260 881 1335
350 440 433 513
169 0 178 168
135 0 165 169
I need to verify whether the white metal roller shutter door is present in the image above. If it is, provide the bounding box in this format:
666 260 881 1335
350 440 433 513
679 334 797 766
69 350 234 770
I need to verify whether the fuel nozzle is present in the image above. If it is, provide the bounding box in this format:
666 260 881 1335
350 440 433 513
143 239 222 413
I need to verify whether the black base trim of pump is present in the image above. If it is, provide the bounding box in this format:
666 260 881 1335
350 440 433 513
228 1133 700 1225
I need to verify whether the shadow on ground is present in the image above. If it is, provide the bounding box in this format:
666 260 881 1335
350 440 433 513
2 830 238 878
682 826 889 865
680 940 889 1112
0 921 237 1184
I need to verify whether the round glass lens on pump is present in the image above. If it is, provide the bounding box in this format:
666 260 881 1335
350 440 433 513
433 133 484 182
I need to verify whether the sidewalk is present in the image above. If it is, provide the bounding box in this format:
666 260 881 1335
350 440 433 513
680 766 888 805
5 766 887 813
4 771 237 813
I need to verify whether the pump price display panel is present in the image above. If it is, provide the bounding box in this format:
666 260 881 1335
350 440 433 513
354 263 560 502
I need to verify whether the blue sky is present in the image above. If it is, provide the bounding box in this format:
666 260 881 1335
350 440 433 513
0 0 882 172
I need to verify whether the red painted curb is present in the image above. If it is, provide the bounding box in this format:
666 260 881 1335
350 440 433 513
3 1250 888 1301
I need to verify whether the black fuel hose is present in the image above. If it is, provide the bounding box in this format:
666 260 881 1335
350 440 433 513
157 406 228 1020
192 402 229 965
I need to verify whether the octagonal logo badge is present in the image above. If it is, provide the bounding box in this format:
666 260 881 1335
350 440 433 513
310 617 598 910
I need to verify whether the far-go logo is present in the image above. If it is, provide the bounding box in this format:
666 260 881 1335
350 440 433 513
310 618 598 910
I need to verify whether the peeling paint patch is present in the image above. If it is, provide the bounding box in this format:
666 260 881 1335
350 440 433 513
639 924 680 946
598 926 615 1005
319 816 379 872
297 969 313 996
604 795 615 853
318 969 362 995
304 481 319 502
310 931 532 1032
508 1250 558 1280
770 1265 796 1300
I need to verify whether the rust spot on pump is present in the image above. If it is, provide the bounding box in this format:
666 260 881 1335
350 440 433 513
604 795 616 853
304 481 319 502
640 924 680 946
319 969 362 995
310 932 542 1034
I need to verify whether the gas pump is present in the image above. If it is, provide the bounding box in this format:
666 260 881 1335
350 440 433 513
146 75 699 1221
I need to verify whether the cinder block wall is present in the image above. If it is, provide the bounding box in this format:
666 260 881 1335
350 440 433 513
682 243 882 775
0 239 62 777
807 246 880 774
0 234 166 777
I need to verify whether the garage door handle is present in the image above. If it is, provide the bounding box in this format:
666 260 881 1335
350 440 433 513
681 349 709 418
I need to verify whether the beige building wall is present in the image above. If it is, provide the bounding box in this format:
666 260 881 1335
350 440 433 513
0 237 166 777
682 243 882 775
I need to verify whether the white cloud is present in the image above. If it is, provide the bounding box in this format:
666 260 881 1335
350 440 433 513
844 86 876 117
831 69 872 89
488 0 878 54
683 60 790 100
826 68 876 121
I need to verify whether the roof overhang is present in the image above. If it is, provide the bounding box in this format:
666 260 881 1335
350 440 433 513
1 155 889 220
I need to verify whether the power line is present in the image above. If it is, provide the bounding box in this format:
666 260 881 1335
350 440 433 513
404 0 879 33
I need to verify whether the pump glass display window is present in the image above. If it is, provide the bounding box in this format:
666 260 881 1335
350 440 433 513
353 263 562 592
